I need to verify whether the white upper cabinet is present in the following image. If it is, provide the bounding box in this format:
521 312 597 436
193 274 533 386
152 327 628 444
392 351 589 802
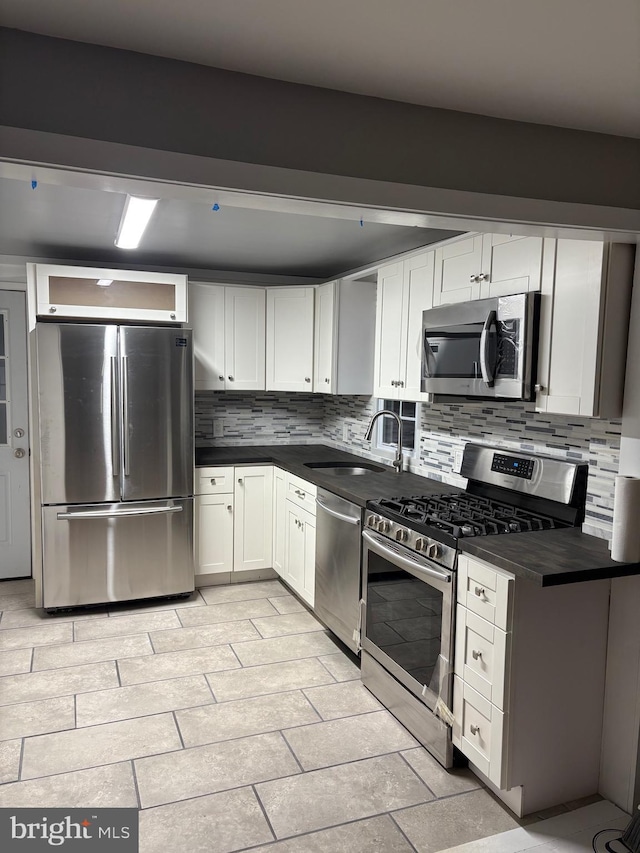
189 283 266 391
374 262 404 399
313 279 376 395
433 234 543 306
190 283 225 391
433 236 483 306
225 287 266 391
30 263 187 323
374 252 434 401
535 240 634 418
479 234 544 299
266 287 315 392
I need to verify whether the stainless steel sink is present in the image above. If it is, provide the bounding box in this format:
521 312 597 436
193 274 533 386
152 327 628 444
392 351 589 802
304 461 387 475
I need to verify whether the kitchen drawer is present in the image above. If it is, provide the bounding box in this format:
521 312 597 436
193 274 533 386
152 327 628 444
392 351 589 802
457 554 514 631
196 467 234 496
452 676 506 788
285 472 317 515
455 605 509 710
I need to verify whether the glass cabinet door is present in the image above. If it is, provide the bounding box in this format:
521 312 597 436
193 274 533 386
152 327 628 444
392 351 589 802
32 264 187 323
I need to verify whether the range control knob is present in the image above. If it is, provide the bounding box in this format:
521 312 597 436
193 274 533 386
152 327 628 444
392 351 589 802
395 528 408 543
377 519 390 534
427 542 440 560
415 537 426 552
366 515 379 529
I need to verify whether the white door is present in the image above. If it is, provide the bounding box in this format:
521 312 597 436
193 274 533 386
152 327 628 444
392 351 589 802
189 283 226 390
400 251 435 401
433 236 483 306
266 288 315 392
480 235 544 298
0 290 31 579
373 263 403 398
313 282 335 393
225 287 266 391
195 494 234 575
234 465 274 572
284 502 305 597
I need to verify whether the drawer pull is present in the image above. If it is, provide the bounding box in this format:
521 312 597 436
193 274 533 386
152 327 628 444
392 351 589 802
470 724 481 736
474 586 486 598
210 479 216 485
471 649 483 661
295 489 306 498
227 505 232 511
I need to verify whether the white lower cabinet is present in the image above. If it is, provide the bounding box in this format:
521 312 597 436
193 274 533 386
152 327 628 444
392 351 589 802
453 553 611 816
273 471 317 606
284 502 316 607
194 494 234 575
194 465 273 579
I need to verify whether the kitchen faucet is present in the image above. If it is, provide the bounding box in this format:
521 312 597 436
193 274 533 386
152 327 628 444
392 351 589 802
364 410 404 473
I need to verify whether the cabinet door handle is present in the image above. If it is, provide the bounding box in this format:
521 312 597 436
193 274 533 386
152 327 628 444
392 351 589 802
471 649 483 660
227 505 232 511
474 586 485 598
470 724 480 736
237 478 243 484
218 375 224 381
398 380 404 388
325 378 330 383
228 375 234 381
305 377 311 382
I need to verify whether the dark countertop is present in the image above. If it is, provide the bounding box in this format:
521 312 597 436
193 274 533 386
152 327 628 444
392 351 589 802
459 528 640 586
195 444 460 506
196 443 640 586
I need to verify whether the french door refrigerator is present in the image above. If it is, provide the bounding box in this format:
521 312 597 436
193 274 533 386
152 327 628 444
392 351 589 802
36 323 194 609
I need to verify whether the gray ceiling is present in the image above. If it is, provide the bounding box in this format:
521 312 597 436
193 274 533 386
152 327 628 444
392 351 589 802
1 0 638 137
0 177 460 279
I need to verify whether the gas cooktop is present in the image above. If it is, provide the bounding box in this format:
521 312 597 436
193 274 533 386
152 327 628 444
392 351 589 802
369 493 563 539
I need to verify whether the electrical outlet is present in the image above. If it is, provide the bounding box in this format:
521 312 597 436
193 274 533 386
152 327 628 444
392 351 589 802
213 419 224 438
453 449 463 473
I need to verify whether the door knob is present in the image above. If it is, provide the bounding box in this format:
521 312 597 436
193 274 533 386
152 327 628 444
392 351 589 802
228 376 234 381
14 448 26 459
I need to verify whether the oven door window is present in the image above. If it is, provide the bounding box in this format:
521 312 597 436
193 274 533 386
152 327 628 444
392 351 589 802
365 551 444 690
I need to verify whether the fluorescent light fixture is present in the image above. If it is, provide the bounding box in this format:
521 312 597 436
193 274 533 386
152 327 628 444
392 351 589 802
115 195 159 249
96 279 113 287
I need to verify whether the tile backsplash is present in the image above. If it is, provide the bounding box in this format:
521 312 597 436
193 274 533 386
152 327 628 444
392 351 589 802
195 392 621 540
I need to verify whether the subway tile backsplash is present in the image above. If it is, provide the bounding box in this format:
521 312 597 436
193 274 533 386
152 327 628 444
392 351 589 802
195 392 620 540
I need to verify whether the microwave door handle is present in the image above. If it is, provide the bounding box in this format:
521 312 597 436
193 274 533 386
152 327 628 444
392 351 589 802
480 310 497 387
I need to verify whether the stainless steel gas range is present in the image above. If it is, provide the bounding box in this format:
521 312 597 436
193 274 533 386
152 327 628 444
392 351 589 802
360 443 588 768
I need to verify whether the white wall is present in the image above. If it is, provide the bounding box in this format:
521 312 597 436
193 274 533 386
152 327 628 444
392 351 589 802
600 252 640 812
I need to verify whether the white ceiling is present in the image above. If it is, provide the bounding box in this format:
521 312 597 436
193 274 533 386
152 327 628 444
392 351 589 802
1 0 639 137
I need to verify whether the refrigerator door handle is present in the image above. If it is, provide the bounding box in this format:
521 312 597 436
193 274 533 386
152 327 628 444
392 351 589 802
121 355 130 476
57 506 183 520
110 357 119 476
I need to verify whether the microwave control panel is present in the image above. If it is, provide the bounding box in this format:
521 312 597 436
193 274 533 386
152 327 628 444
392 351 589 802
491 453 535 480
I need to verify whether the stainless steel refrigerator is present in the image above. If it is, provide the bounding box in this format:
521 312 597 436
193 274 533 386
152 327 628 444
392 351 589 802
36 323 194 609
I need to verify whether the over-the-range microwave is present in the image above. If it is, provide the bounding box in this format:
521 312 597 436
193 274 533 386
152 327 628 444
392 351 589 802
421 292 540 401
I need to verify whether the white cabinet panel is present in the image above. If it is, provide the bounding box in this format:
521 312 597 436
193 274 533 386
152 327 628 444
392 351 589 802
284 501 315 607
313 281 335 393
535 240 633 418
195 494 234 575
266 288 315 392
225 287 266 391
189 284 225 390
457 555 514 631
234 465 273 572
433 236 483 306
452 676 506 788
401 252 435 402
374 263 404 399
479 235 543 298
455 605 508 710
273 467 286 577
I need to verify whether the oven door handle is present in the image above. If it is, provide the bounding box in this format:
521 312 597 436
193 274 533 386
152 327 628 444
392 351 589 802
479 310 497 387
362 530 452 583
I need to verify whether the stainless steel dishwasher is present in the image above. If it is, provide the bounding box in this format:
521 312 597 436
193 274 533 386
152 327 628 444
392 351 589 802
314 489 363 654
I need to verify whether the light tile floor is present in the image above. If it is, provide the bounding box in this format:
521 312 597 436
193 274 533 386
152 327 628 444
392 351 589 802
0 577 623 852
